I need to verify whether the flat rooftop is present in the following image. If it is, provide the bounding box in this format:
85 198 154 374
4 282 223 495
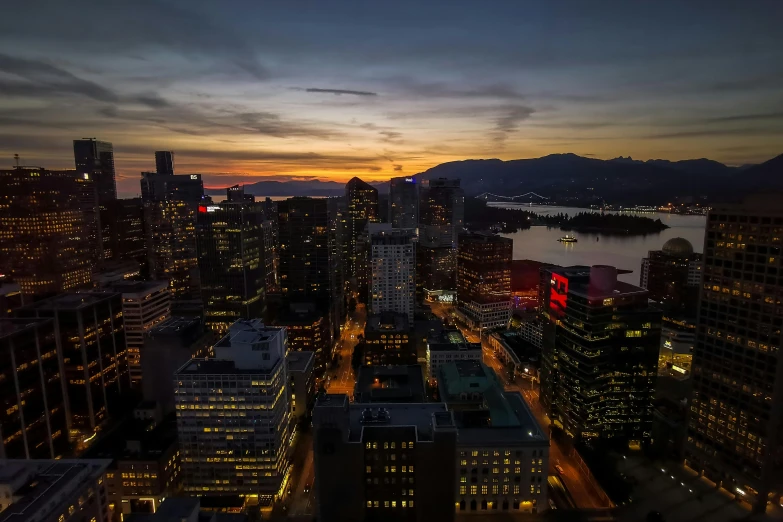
82 414 178 462
286 350 315 373
456 391 548 446
427 328 481 351
19 292 119 310
214 319 283 349
354 365 426 403
549 265 648 300
177 357 282 376
365 312 409 333
0 317 52 339
103 280 169 296
149 316 201 335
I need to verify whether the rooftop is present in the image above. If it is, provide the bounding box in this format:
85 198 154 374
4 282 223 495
177 356 282 376
548 265 648 300
149 316 202 336
354 365 426 403
19 291 120 311
102 280 169 297
286 350 315 373
365 312 410 334
81 414 178 462
0 317 52 339
214 319 284 349
427 328 481 351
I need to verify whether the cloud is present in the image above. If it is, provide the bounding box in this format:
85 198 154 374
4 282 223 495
379 130 403 143
393 164 403 171
303 88 378 97
646 127 783 139
493 106 535 143
701 112 783 124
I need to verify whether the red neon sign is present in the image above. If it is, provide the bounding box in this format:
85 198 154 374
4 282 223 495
549 273 568 316
198 205 208 214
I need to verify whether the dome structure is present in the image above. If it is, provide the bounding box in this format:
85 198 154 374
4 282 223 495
662 237 694 256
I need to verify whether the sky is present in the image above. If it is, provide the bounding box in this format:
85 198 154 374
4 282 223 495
1 0 782 197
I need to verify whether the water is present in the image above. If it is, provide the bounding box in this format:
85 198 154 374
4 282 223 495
495 205 707 284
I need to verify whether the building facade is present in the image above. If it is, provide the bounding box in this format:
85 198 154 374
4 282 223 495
640 237 703 318
389 176 419 229
154 151 175 175
684 195 783 513
539 265 661 445
101 198 147 270
370 228 415 323
426 329 482 380
418 178 464 296
197 187 266 333
363 313 415 366
175 320 292 501
273 303 330 372
456 234 512 330
74 138 117 205
313 394 458 522
286 351 315 422
345 178 380 290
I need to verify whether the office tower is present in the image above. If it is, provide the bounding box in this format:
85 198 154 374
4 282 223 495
0 282 22 318
72 169 103 264
439 360 549 514
103 281 171 384
84 410 180 519
0 318 69 459
0 167 93 297
287 351 315 421
74 138 116 205
278 197 341 344
418 178 464 297
640 237 703 318
197 186 266 333
345 178 379 287
101 198 146 270
456 233 512 330
154 150 175 175
16 293 131 437
685 195 783 513
175 320 292 500
0 460 112 522
141 171 203 301
313 394 458 522
363 312 415 366
273 302 330 371
389 176 419 229
142 317 214 415
539 265 661 445
426 328 482 381
354 365 427 403
261 219 280 295
370 227 415 323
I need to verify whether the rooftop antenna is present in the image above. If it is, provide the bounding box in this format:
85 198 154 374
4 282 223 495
14 154 20 168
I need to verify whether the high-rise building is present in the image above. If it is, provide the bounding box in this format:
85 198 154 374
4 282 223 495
175 319 292 500
426 328 482 381
418 178 464 296
389 176 419 229
0 318 70 459
102 281 171 384
101 198 146 270
363 312 415 366
154 150 175 175
141 171 203 301
278 197 341 343
684 195 783 513
370 227 415 323
438 360 549 514
0 167 93 297
0 459 112 522
261 219 280 295
16 293 131 437
640 237 703 318
539 265 661 445
73 138 117 205
345 178 379 287
456 233 512 330
313 394 458 522
197 186 266 333
273 302 330 371
287 351 315 421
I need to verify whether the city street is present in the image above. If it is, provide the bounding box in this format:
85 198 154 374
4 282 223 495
326 303 366 396
428 302 612 510
287 433 316 518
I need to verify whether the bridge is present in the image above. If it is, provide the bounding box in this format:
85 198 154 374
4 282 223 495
476 192 550 202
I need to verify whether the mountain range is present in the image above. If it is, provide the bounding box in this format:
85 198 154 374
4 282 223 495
209 153 782 204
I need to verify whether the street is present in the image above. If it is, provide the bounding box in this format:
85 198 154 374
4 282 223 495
287 432 316 518
326 303 366 396
429 301 612 510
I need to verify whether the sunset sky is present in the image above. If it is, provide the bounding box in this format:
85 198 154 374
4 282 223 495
1 0 782 197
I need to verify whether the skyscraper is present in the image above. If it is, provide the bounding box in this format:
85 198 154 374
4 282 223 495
154 150 175 175
456 233 512 330
175 319 292 500
101 198 146 270
685 194 783 513
141 171 203 301
73 138 116 205
345 177 379 290
539 265 661 445
0 167 93 297
389 176 419 229
640 237 703 318
370 227 415 323
418 178 464 297
197 186 266 332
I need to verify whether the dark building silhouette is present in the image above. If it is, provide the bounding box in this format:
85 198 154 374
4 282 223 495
685 195 783 513
456 234 512 330
0 167 93 297
273 302 330 371
197 186 266 333
313 394 458 522
354 365 426 403
154 150 175 175
539 265 661 445
345 178 380 292
389 176 419 229
0 318 70 459
363 312 415 366
101 198 147 271
418 178 464 296
640 237 703 318
15 293 131 437
73 138 116 205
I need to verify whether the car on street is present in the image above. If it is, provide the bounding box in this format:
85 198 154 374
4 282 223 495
304 483 311 493
555 464 565 475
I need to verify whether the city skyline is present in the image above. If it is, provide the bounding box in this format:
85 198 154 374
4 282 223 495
1 1 782 196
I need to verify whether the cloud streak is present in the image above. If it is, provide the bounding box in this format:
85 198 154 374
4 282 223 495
303 88 378 96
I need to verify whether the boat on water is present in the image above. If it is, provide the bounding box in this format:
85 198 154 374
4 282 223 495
558 235 578 243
